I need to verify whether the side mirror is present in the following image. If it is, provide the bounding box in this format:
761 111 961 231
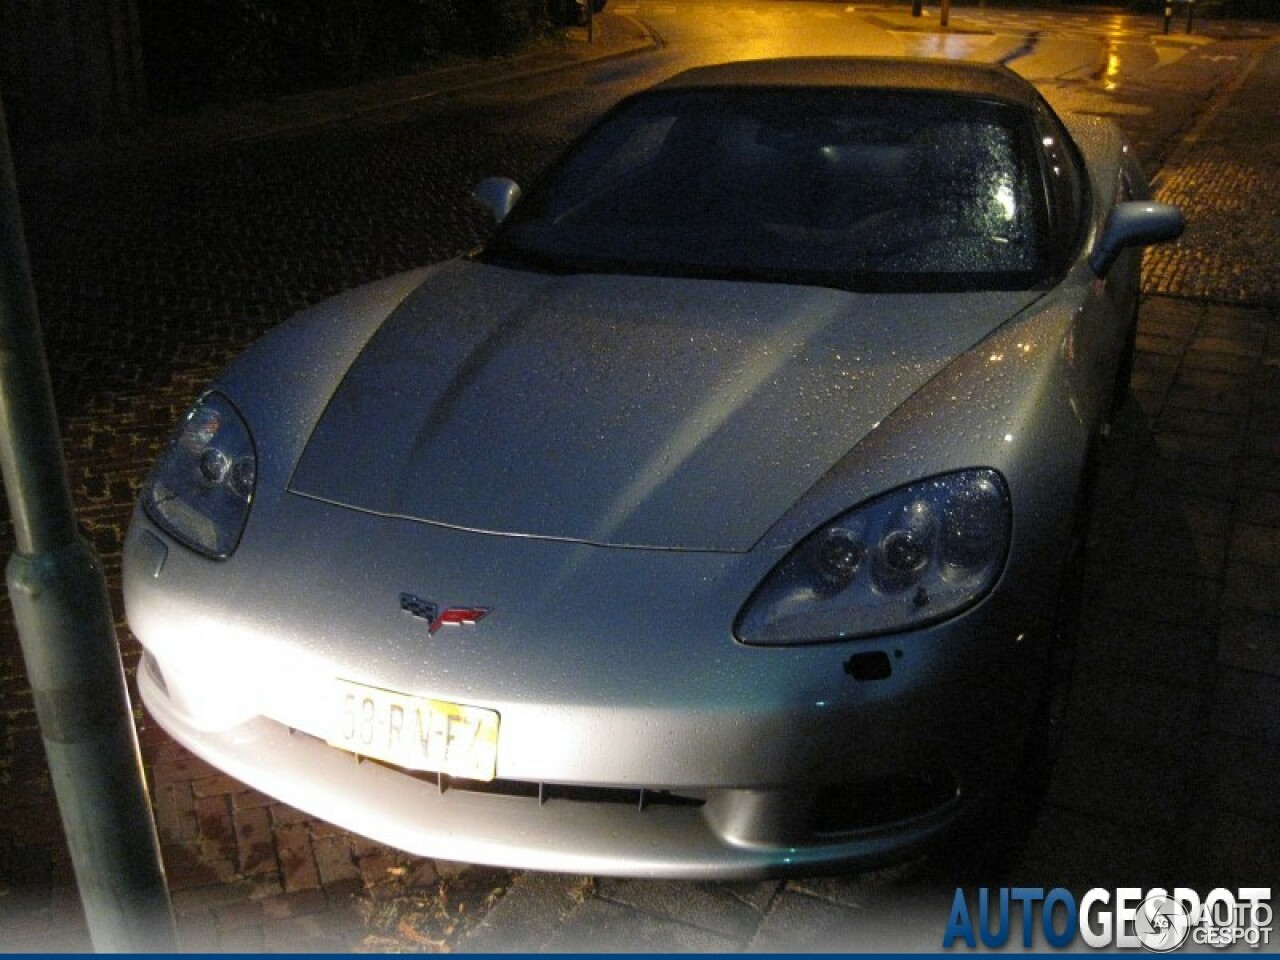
474 177 522 225
1090 201 1184 275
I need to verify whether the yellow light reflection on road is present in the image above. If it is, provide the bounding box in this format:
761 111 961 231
1103 39 1123 92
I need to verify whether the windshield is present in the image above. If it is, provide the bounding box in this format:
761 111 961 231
482 87 1051 293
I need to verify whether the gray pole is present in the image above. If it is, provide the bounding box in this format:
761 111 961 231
0 96 178 951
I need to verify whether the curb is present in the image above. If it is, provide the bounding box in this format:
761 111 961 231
221 13 661 147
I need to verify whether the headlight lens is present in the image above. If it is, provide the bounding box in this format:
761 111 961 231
142 392 257 559
736 469 1010 645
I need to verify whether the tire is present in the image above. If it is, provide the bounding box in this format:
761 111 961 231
927 468 1092 881
1013 456 1095 816
1109 302 1138 420
1025 445 1095 789
1034 506 1087 776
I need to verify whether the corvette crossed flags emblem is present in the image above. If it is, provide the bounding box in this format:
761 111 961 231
399 593 490 635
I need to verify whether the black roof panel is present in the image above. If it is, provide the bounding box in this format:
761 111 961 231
654 57 1040 109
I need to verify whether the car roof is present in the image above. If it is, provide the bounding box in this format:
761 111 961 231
653 57 1040 109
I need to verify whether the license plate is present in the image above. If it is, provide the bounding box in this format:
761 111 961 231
329 679 499 781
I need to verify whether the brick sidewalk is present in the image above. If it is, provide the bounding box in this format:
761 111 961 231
0 14 652 953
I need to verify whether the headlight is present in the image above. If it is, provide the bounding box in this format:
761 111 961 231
736 469 1010 645
142 392 257 559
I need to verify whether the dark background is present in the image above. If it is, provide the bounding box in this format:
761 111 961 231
1 0 575 148
4 0 1278 150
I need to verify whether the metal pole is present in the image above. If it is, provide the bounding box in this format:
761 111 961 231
940 0 951 28
0 95 177 952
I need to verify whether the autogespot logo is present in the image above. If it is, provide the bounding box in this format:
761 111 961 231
1134 895 1191 953
942 887 1273 952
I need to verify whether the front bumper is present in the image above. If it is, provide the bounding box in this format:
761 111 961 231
140 649 968 878
127 495 1053 877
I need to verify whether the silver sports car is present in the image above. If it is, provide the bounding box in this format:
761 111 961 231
124 58 1183 877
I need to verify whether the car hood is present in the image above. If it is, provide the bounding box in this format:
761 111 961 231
289 261 1040 552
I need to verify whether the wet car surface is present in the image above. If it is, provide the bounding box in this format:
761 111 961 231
124 57 1183 878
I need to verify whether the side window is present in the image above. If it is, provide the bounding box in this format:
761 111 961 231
1033 103 1085 264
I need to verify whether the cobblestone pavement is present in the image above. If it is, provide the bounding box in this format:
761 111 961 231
2 6 1279 954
